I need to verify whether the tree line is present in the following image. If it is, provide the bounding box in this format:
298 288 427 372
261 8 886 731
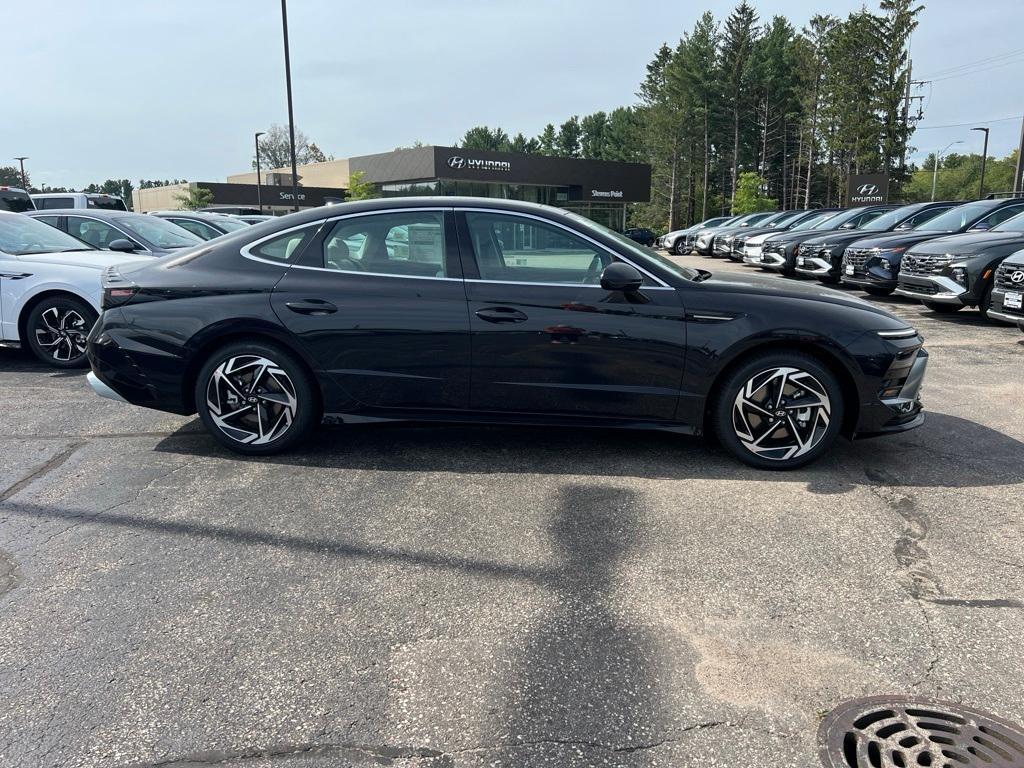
458 0 925 230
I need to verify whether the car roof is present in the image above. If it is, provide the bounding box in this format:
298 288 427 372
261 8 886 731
25 208 139 219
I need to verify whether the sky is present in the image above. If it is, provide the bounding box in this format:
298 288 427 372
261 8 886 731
3 0 1023 190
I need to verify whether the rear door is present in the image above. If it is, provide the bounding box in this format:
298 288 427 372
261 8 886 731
268 208 471 411
457 209 687 421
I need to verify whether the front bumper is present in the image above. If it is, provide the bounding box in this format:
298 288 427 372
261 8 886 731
856 347 929 437
895 274 968 305
794 254 831 276
757 249 788 269
86 371 128 403
989 286 1024 326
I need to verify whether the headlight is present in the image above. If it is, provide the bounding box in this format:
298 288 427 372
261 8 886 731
951 265 968 286
877 328 918 339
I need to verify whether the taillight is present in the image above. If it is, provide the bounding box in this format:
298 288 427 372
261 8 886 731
101 265 140 309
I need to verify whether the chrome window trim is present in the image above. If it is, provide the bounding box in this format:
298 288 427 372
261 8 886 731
463 278 675 291
459 207 672 289
240 207 457 280
62 213 154 254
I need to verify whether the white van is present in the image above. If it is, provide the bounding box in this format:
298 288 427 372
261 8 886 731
31 192 127 211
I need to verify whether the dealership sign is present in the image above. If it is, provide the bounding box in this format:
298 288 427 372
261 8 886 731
447 155 511 172
848 173 889 204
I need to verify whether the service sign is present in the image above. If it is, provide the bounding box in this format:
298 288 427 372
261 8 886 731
848 173 889 204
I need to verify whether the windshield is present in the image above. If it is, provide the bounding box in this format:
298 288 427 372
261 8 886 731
992 212 1024 233
813 208 872 230
790 212 838 231
0 213 91 255
861 205 924 232
565 212 700 282
0 189 35 213
771 210 805 227
207 215 249 232
115 215 204 249
738 212 776 226
914 202 992 232
87 196 128 211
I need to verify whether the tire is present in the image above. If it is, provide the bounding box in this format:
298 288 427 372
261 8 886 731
863 285 893 297
922 301 962 314
977 282 994 320
817 275 840 285
710 351 845 470
25 295 96 369
673 241 687 256
194 339 320 455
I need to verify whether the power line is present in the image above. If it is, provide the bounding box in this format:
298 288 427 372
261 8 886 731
921 46 1024 79
925 54 1024 83
915 115 1021 131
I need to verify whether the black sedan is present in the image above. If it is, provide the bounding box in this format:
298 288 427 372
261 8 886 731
86 197 928 470
149 210 252 240
623 227 657 247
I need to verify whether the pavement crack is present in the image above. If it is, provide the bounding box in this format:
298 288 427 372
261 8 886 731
0 548 21 598
126 742 447 767
0 441 85 504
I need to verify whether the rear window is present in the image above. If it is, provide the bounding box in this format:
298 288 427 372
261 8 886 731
87 195 127 211
250 227 315 262
0 188 35 213
35 196 75 210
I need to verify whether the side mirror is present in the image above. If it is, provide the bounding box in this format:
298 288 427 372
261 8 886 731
108 238 138 252
969 221 991 231
840 222 857 230
600 262 643 292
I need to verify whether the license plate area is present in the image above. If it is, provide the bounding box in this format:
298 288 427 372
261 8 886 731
1005 291 1022 310
845 264 855 275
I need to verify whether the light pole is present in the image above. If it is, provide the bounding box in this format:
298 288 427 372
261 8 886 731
254 131 265 214
971 127 990 199
931 140 963 201
13 157 29 189
280 0 299 212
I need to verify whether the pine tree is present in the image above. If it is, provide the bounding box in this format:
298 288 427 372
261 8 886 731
537 124 557 155
719 2 760 207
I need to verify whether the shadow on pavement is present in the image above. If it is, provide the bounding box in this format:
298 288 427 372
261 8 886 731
152 411 1024 489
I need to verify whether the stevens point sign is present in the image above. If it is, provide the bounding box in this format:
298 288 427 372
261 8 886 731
848 173 889 204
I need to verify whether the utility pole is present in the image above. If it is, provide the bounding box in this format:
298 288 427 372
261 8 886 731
971 127 990 199
1015 113 1024 195
13 157 29 189
254 132 265 214
931 140 963 201
280 0 300 213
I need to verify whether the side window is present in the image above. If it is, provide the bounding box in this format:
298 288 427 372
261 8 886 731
250 227 315 262
172 219 219 240
464 212 611 285
35 215 61 228
321 211 447 277
67 216 121 249
38 197 74 209
978 205 1024 229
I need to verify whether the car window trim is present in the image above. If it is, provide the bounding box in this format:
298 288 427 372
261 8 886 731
240 207 463 281
456 207 673 290
63 213 150 252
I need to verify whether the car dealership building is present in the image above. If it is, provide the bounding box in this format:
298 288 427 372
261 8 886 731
134 146 651 229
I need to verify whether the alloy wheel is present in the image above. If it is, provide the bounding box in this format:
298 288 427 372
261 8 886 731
731 366 832 461
206 355 298 445
34 306 88 362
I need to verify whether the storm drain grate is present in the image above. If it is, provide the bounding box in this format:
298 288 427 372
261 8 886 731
819 696 1024 768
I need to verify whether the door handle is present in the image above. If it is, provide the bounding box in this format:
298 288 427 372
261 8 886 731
476 307 528 323
286 299 338 315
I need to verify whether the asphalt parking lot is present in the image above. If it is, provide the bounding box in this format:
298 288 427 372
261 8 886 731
1 256 1022 768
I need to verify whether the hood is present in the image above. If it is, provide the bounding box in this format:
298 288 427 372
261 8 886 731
905 230 1024 255
13 250 156 270
799 229 882 249
702 270 903 322
1001 248 1024 268
839 231 951 251
736 225 789 240
766 228 846 246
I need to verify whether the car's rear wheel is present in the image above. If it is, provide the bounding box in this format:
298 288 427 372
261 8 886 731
195 340 320 455
922 301 962 314
26 295 96 369
863 285 893 297
710 351 844 470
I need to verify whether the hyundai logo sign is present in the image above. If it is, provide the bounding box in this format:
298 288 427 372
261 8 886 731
1011 270 1024 284
446 155 511 172
856 183 879 196
848 174 888 204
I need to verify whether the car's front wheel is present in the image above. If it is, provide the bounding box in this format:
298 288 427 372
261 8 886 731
673 241 688 255
26 295 96 369
922 301 962 314
195 340 320 455
863 285 893 297
710 351 844 470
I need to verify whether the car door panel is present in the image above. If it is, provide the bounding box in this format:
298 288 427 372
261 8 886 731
457 210 687 421
268 209 471 412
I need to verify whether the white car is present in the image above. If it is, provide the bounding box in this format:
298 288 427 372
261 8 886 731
741 232 774 264
31 192 127 211
0 211 150 368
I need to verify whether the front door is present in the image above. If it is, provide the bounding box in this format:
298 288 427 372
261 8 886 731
458 210 687 421
269 208 471 412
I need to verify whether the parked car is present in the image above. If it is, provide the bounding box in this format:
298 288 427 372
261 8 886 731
0 186 35 212
729 209 839 263
696 211 778 256
714 210 799 259
199 206 263 216
798 201 957 285
87 197 927 471
149 210 252 240
0 211 150 368
894 211 1024 318
684 215 742 254
623 227 657 247
31 192 127 211
659 216 733 255
842 198 1024 297
26 209 203 256
748 209 850 273
988 247 1024 330
232 215 275 225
